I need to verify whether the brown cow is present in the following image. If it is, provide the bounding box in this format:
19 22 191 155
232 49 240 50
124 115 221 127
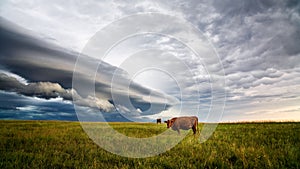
156 118 162 124
165 116 198 134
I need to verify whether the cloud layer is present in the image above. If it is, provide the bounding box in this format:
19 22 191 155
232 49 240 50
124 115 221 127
0 0 299 121
0 17 178 121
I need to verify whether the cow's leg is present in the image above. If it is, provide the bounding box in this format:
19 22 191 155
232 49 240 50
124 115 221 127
192 126 196 135
177 129 180 135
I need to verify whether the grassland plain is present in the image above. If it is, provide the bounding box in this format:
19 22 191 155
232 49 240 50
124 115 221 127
0 120 299 169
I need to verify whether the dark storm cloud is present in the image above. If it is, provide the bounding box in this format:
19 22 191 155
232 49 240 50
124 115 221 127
0 17 120 89
0 17 177 117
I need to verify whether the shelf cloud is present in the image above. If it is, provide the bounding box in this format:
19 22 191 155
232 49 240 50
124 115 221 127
0 17 178 120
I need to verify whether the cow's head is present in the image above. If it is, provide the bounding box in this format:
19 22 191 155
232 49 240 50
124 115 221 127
164 118 176 128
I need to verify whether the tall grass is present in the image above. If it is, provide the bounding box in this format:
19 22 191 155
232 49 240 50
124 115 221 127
0 120 299 168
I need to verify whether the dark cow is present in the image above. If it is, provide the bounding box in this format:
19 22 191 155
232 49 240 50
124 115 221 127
156 118 162 124
165 116 198 134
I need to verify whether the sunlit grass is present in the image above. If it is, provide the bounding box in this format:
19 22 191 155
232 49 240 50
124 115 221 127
0 120 299 168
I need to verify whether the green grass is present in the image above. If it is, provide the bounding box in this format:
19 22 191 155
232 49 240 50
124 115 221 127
0 120 299 169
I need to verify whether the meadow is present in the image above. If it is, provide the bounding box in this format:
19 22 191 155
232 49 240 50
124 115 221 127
0 120 299 169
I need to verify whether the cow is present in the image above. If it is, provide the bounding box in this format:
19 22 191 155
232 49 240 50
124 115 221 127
164 116 198 134
156 118 162 124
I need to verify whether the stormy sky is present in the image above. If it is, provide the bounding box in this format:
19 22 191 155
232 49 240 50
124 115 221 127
0 0 299 122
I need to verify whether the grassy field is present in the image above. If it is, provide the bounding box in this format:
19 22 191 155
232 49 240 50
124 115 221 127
0 120 299 169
